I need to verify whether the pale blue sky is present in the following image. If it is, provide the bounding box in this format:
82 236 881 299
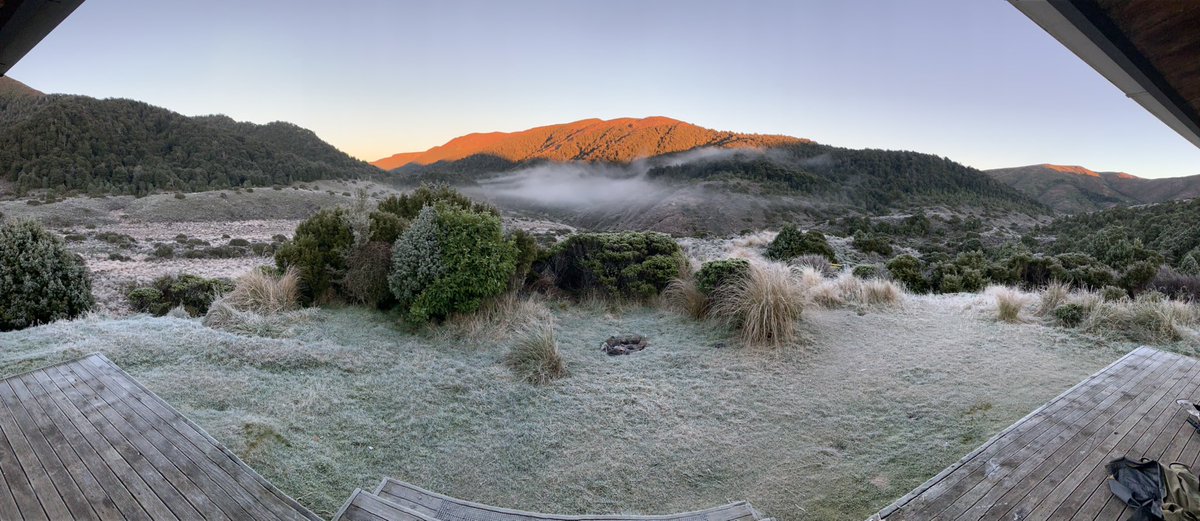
9 0 1200 178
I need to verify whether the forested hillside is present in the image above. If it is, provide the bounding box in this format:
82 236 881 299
987 164 1200 213
647 144 1044 213
0 87 379 197
1041 198 1200 268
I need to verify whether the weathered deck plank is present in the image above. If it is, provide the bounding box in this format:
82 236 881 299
0 354 321 521
874 346 1200 520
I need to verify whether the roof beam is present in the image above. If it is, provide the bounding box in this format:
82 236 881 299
1010 0 1200 149
0 0 84 76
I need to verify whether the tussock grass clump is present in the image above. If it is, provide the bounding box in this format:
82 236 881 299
224 268 300 315
863 279 904 307
505 319 567 385
202 302 318 338
992 286 1030 323
710 262 804 348
662 278 709 320
441 292 551 343
1083 295 1184 344
1037 281 1070 316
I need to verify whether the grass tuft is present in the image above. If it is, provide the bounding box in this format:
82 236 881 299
662 277 709 320
1037 281 1069 317
504 319 567 384
224 267 300 315
992 286 1029 323
710 261 804 348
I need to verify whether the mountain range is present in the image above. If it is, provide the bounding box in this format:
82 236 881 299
985 164 1200 213
370 117 808 171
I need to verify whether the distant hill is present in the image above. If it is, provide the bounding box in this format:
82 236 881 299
986 163 1200 213
371 117 809 170
0 83 378 197
0 77 43 98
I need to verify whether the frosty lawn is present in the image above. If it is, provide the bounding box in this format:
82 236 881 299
0 297 1131 520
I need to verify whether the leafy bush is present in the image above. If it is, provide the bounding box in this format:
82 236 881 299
695 259 751 295
274 208 355 304
1054 303 1086 327
152 243 175 258
1101 285 1128 301
367 211 408 244
540 232 684 300
342 242 394 307
505 320 567 384
509 229 540 288
377 183 497 221
0 220 94 331
390 205 518 323
1180 250 1200 276
886 254 928 293
1149 266 1200 301
765 225 836 262
1119 260 1161 294
127 274 232 316
853 232 893 256
852 264 881 279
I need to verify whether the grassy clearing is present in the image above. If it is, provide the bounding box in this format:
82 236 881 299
0 295 1131 520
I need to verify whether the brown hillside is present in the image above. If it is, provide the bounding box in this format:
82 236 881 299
0 77 44 98
371 116 809 170
986 163 1200 213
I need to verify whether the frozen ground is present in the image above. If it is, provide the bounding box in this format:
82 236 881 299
0 295 1139 520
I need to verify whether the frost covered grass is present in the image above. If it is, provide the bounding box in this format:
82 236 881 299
0 295 1130 520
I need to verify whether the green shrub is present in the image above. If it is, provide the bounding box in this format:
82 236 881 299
1101 285 1128 301
852 264 881 279
342 241 394 308
886 254 927 293
695 259 751 295
765 225 836 262
377 183 497 221
151 244 175 258
0 221 94 331
274 208 355 304
390 205 518 323
540 232 685 300
389 207 444 311
853 232 893 256
368 211 408 244
1178 250 1200 276
1119 260 1161 294
1054 303 1086 327
127 273 232 316
509 229 540 287
228 238 250 247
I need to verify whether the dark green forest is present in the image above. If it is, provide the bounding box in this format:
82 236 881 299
646 144 1047 213
0 93 379 196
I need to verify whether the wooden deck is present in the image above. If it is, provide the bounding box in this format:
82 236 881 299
0 353 321 521
873 346 1200 520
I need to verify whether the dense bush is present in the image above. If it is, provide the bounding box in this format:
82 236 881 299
342 241 395 307
852 264 882 279
765 225 836 262
1054 304 1086 328
0 220 94 331
1150 267 1200 301
886 254 927 293
509 229 540 288
539 232 685 299
367 211 408 244
695 259 751 295
377 183 498 221
274 208 355 304
389 204 517 323
1119 260 1161 294
852 232 893 256
127 273 232 316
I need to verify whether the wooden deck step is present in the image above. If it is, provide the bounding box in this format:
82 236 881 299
332 488 441 521
372 476 765 521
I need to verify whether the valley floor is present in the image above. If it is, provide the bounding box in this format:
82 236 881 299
0 295 1145 520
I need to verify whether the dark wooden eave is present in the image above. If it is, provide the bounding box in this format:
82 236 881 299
1010 0 1200 149
0 0 83 76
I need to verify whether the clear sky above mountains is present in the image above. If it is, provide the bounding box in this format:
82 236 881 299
10 0 1200 178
